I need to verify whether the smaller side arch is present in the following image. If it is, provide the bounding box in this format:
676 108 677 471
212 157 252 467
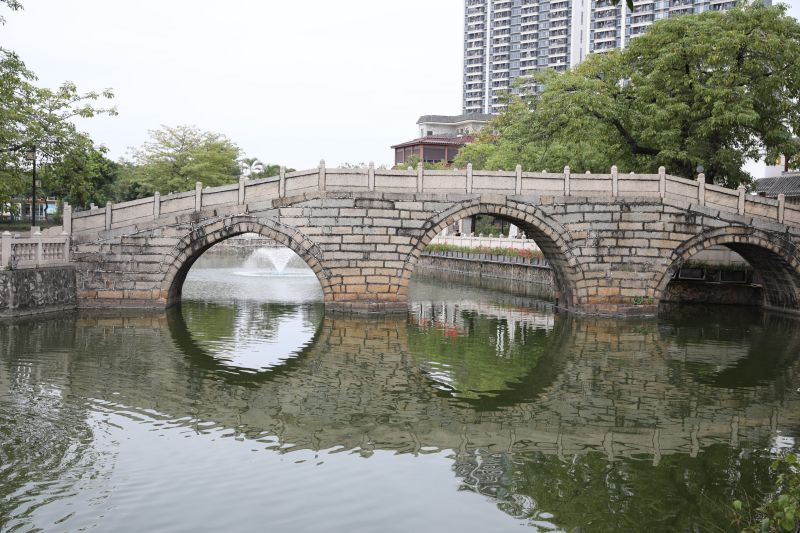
655 227 800 313
404 199 584 310
160 215 331 305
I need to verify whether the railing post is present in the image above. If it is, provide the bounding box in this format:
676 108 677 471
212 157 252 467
1 231 11 269
368 161 375 192
153 192 161 219
238 176 246 205
63 235 70 264
62 202 72 236
563 166 571 195
611 165 619 196
658 166 666 198
105 202 112 230
318 159 326 191
279 166 286 198
466 163 473 194
737 185 746 216
34 229 43 266
515 164 522 195
697 174 705 206
195 182 203 211
417 162 424 193
778 194 786 224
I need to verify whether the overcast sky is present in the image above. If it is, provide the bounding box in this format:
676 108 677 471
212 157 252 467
2 1 799 172
2 0 463 169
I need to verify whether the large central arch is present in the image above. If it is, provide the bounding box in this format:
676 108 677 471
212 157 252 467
655 226 800 313
160 215 332 306
403 199 583 310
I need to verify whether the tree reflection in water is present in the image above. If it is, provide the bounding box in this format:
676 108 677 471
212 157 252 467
0 296 799 531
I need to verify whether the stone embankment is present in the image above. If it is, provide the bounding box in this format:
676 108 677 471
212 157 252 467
0 266 76 318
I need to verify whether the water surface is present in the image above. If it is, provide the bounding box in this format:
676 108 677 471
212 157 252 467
1 253 798 532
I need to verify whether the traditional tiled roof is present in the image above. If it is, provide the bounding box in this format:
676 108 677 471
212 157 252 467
391 135 474 150
416 114 493 125
755 173 800 198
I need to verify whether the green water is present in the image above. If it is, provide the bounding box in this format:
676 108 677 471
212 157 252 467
1 264 798 532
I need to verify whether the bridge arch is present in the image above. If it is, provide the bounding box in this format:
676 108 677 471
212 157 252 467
655 227 800 313
404 199 583 310
161 215 332 305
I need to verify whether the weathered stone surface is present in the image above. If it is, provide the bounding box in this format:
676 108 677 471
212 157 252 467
65 172 800 316
0 266 76 317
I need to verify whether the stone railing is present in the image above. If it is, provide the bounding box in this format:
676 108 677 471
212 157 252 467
1 231 71 269
431 234 540 251
69 162 800 237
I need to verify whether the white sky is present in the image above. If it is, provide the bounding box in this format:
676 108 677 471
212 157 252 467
2 0 799 173
2 0 463 169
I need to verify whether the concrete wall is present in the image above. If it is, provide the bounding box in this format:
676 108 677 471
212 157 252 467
418 253 554 286
0 266 76 317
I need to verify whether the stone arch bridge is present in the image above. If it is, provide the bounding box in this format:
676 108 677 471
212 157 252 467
68 162 800 316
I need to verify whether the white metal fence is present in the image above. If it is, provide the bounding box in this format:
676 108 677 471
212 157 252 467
430 234 541 251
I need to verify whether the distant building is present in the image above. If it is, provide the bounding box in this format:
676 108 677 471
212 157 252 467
392 114 491 167
463 0 743 115
417 114 493 137
392 135 474 167
755 173 800 205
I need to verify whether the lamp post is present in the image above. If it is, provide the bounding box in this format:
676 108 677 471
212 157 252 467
25 146 37 228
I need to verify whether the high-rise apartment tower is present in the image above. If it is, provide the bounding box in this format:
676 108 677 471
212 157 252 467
463 0 739 115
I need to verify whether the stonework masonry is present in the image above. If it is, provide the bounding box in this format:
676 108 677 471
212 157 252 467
67 163 800 316
0 266 76 318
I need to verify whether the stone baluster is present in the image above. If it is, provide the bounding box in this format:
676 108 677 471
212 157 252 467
62 202 72 236
1 231 11 269
238 175 247 205
611 165 619 196
34 229 43 266
318 160 326 191
515 164 522 195
417 162 424 193
658 166 666 198
563 166 571 195
737 185 746 216
279 166 286 197
368 162 375 192
466 163 473 194
195 182 203 211
778 194 786 224
105 202 112 230
153 192 161 219
697 174 705 206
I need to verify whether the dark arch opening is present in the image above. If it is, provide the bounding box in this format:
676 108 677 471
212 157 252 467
656 228 800 314
161 216 330 306
404 201 582 310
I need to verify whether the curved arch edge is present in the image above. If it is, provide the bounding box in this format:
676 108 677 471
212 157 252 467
160 215 332 306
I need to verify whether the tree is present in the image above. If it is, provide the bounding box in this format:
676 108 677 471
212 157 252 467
119 125 241 198
0 0 116 212
40 137 120 209
456 3 800 188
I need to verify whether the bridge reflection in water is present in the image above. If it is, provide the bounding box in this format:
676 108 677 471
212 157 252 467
1 288 799 531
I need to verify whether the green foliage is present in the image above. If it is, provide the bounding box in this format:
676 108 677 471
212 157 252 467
116 125 241 199
0 2 115 208
457 3 800 188
733 452 800 532
40 138 119 209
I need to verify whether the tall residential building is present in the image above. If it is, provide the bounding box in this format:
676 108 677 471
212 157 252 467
463 0 740 115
